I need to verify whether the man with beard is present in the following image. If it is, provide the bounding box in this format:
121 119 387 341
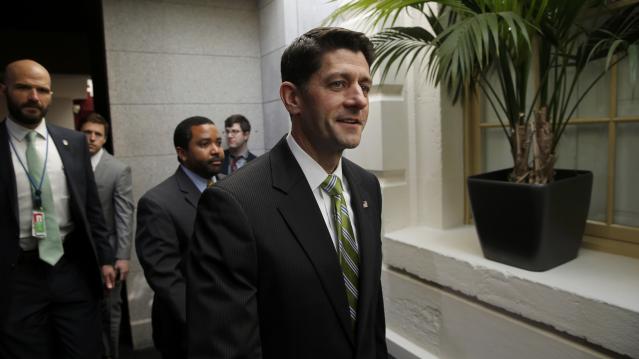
136 116 224 358
0 59 115 358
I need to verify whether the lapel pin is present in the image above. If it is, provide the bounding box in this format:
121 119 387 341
62 139 69 146
362 200 368 208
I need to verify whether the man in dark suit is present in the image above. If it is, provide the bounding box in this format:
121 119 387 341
187 27 388 359
219 114 256 179
0 59 115 358
136 116 224 358
81 113 134 359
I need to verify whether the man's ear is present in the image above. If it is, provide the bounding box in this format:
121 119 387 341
0 83 6 95
280 81 303 116
176 147 187 163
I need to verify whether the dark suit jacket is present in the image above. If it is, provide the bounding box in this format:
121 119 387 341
219 149 257 176
187 137 388 359
135 167 200 355
0 120 112 324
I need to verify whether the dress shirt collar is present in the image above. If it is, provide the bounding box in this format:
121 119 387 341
180 164 214 193
91 148 104 171
6 116 48 142
286 132 344 191
229 148 249 160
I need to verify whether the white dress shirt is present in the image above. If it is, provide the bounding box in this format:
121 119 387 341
7 117 73 250
91 147 104 171
286 133 358 251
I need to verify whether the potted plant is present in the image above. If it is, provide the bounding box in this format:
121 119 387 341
330 0 639 270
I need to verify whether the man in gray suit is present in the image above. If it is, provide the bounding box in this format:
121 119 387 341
81 113 134 359
136 116 224 358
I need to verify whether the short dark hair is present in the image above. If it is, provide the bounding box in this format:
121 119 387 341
173 116 215 150
224 114 251 132
83 112 109 138
281 27 374 89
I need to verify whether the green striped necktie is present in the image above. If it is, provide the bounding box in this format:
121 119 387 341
321 174 359 327
26 131 64 265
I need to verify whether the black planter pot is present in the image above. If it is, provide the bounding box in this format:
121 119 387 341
467 168 593 271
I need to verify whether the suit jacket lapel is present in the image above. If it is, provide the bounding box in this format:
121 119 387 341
270 138 355 345
47 124 77 183
94 151 108 178
343 160 379 344
175 167 201 209
0 121 19 228
47 124 87 227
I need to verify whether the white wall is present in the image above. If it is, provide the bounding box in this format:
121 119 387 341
258 0 342 149
257 1 465 234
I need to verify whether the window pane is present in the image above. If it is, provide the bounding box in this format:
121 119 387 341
615 122 639 226
555 124 608 222
573 59 611 118
482 123 609 224
480 69 535 124
617 59 639 117
482 127 512 172
480 71 502 124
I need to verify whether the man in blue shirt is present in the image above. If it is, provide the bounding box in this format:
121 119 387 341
135 116 224 358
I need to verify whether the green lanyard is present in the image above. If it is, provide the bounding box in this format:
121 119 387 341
9 130 50 209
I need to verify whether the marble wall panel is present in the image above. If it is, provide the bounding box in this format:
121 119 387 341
110 103 263 158
104 0 259 57
118 154 177 202
106 51 261 105
260 47 284 103
262 99 290 149
259 0 285 55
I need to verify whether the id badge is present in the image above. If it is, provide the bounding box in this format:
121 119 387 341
32 210 47 238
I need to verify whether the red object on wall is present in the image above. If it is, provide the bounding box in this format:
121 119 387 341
73 86 94 130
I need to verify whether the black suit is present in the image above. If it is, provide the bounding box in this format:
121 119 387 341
187 137 388 358
219 149 257 177
0 120 112 358
136 167 200 357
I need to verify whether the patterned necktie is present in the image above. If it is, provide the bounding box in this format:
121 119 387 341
320 174 359 327
230 156 239 173
25 131 64 265
207 178 215 188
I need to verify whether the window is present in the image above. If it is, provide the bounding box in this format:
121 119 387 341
466 57 639 258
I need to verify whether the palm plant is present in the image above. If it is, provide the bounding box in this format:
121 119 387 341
330 0 639 184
